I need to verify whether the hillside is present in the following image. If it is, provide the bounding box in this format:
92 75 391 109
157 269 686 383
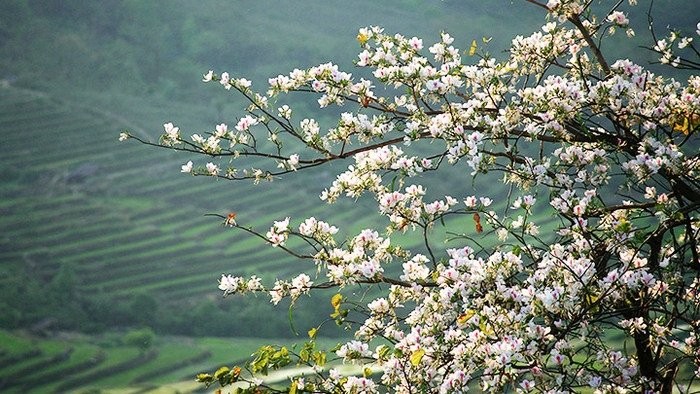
0 0 697 391
0 84 364 336
0 0 556 339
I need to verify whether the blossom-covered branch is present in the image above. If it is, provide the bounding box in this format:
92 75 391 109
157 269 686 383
123 1 700 392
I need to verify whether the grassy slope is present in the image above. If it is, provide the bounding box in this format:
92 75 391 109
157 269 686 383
0 328 346 394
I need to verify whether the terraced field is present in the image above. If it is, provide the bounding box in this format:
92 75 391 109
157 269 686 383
0 83 517 302
0 85 369 392
0 328 301 393
0 85 354 303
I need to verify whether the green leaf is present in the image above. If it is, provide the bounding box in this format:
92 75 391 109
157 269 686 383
288 304 299 336
195 373 213 384
314 351 327 366
308 327 318 339
512 245 522 256
377 345 391 360
214 366 230 380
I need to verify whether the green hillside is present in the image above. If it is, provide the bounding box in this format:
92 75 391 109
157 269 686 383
0 328 345 393
0 84 366 337
0 0 697 392
0 0 550 340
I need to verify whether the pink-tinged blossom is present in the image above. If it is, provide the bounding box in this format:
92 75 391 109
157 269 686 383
219 72 231 89
266 217 291 247
298 217 338 240
246 276 262 291
205 162 219 176
589 376 602 388
644 186 657 199
181 161 193 173
278 104 292 119
401 254 431 281
269 280 286 305
359 259 383 279
236 78 252 88
214 123 228 137
464 196 477 208
342 376 377 394
480 197 493 207
378 191 405 214
235 115 258 131
290 273 313 299
409 36 423 50
218 274 246 295
163 122 179 141
357 50 372 67
337 340 372 360
607 11 629 26
367 298 390 314
520 379 535 391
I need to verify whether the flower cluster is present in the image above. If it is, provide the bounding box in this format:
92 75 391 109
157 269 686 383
320 228 395 285
298 217 339 246
653 23 700 68
132 3 700 393
266 217 290 247
218 274 263 296
622 137 683 179
267 273 314 305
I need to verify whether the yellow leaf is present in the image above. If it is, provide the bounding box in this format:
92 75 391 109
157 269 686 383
331 293 343 310
586 293 599 304
410 349 425 366
469 40 478 56
195 373 212 382
672 112 699 135
457 309 476 325
673 117 690 135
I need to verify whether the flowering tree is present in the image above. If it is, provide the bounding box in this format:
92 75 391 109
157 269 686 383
122 1 700 393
